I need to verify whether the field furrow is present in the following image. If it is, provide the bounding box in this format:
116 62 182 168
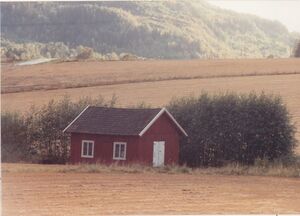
2 58 300 93
2 168 300 215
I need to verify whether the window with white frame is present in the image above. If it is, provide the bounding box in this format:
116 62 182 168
113 142 127 160
81 140 94 158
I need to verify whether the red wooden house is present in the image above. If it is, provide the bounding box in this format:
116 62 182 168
63 106 188 166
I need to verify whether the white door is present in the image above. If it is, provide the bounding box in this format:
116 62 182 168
153 141 165 167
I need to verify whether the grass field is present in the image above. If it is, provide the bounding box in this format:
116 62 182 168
2 163 300 215
2 58 300 93
2 59 300 152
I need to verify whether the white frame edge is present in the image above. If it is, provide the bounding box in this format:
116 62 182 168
138 108 164 137
139 108 188 137
163 108 188 136
63 105 90 133
113 141 127 160
81 140 94 158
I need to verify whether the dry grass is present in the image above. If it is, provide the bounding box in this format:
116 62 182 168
2 58 300 93
2 161 299 178
2 163 300 215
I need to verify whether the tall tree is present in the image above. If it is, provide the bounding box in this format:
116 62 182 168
294 41 300 57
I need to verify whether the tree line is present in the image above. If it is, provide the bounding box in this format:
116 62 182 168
1 38 142 62
1 92 297 166
168 92 296 166
1 96 117 163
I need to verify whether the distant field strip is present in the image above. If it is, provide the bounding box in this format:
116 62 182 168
2 71 300 93
2 58 300 93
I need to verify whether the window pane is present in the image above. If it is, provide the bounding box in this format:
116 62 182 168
83 142 88 156
120 144 125 158
115 144 120 158
88 143 93 156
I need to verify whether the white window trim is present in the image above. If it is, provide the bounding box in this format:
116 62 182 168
113 142 127 160
81 140 94 158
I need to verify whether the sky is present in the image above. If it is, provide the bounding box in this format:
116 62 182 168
207 0 300 33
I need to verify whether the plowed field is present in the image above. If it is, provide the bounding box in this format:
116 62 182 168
2 163 300 215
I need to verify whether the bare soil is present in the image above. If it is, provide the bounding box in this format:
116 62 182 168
2 163 300 215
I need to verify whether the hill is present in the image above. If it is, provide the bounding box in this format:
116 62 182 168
1 1 298 59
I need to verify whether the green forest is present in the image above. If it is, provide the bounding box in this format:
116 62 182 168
1 1 299 60
1 38 141 61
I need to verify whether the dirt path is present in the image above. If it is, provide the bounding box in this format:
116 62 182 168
2 171 300 215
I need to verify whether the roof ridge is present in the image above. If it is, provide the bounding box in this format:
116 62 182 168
88 106 161 110
63 106 187 137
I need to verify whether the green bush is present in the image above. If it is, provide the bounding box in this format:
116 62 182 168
168 92 296 167
1 112 29 162
294 40 300 57
1 95 117 164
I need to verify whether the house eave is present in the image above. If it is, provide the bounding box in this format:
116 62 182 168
62 105 90 133
138 107 188 137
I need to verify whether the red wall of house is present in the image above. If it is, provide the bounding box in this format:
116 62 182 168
138 112 180 165
70 112 181 165
70 133 140 164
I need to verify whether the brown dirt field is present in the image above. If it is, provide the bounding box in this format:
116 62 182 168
2 164 300 215
2 58 300 93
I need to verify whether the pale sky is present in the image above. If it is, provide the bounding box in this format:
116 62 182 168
207 0 300 33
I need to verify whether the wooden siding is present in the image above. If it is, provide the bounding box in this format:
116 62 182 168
70 112 180 165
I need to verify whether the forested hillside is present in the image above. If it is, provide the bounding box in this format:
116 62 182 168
1 38 142 61
1 1 298 59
